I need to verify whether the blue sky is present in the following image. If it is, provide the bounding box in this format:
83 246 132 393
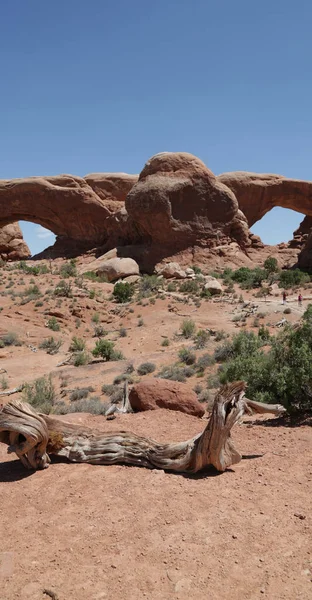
1 0 311 255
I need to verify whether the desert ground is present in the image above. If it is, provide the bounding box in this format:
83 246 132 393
0 257 311 600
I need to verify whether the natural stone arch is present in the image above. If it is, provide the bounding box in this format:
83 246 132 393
0 173 137 248
218 172 312 227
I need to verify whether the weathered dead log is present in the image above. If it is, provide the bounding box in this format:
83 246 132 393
244 398 286 416
0 385 24 397
0 382 268 474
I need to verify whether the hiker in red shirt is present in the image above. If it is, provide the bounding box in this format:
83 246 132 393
282 291 287 304
298 293 303 307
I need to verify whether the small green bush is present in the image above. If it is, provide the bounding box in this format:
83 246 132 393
92 339 124 361
93 325 107 338
39 337 62 355
22 375 55 414
196 354 215 372
69 387 94 402
59 260 77 278
55 397 109 415
54 280 72 297
73 350 90 367
1 332 21 346
161 338 170 347
69 337 86 352
113 282 134 303
47 317 60 332
180 319 196 339
179 280 199 294
279 269 310 289
119 327 127 337
194 329 210 349
137 362 156 375
178 347 196 365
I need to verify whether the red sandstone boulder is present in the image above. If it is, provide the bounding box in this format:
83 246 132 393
129 378 205 417
0 223 30 260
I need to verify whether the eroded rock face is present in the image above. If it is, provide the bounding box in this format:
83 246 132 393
84 173 138 213
0 223 30 260
126 153 249 254
218 172 312 227
129 378 205 417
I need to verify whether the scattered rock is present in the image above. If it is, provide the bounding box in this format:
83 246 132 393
129 378 205 417
203 276 223 295
0 223 30 260
156 262 187 279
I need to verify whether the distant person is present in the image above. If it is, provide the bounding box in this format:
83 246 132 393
282 291 287 305
298 293 303 307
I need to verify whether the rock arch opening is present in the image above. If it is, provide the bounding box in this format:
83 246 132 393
250 207 303 245
19 221 56 258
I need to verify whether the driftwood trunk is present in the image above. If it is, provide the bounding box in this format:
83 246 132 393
0 382 284 474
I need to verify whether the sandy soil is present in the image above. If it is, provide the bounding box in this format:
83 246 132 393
0 258 311 599
0 410 311 600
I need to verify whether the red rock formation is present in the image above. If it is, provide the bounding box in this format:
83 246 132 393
125 152 251 269
0 223 30 260
129 378 205 417
218 171 312 227
84 173 138 213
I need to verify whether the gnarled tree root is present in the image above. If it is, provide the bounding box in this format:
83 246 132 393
0 382 282 474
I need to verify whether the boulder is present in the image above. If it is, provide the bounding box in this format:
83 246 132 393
80 249 140 282
96 257 140 282
156 262 187 279
0 223 30 260
203 276 223 295
129 378 205 417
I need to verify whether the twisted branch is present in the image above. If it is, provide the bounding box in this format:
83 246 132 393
0 382 279 474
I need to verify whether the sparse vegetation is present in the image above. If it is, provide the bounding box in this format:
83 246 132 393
0 332 21 346
137 362 156 375
39 337 62 354
47 316 61 331
69 336 86 352
22 375 55 414
113 282 134 303
180 319 196 339
178 347 196 365
92 339 124 361
72 350 90 367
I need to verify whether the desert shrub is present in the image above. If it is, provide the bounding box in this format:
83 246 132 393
91 312 100 324
179 280 199 294
119 327 127 337
258 325 271 342
47 317 60 331
137 362 156 375
24 284 40 296
89 289 96 299
73 350 90 367
161 338 170 347
214 341 234 362
56 397 109 415
82 271 108 283
39 337 62 355
196 353 215 372
278 269 310 289
93 325 107 338
59 260 77 278
198 388 215 406
200 288 212 298
264 256 279 273
69 336 86 352
35 300 43 307
215 330 227 342
1 332 21 346
0 376 8 390
69 387 94 402
167 282 177 292
113 282 134 303
139 275 162 295
22 375 55 414
137 318 144 327
125 362 135 373
192 266 202 274
92 339 124 361
231 267 267 289
284 307 291 314
54 280 72 297
178 347 196 365
193 383 203 395
102 384 119 396
180 319 196 339
194 329 210 349
113 373 134 384
219 306 312 409
158 364 195 382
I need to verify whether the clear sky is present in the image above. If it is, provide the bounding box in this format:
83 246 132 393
1 0 311 255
